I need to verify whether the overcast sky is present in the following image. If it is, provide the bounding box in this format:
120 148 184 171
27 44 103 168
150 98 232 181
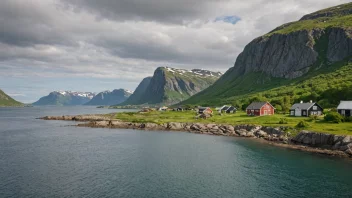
0 0 349 103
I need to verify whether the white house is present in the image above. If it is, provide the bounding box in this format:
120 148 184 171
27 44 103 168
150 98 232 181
337 101 352 117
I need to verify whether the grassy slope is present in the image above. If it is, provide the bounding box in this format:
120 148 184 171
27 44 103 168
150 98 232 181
267 3 352 36
115 111 352 136
182 60 352 109
0 89 23 107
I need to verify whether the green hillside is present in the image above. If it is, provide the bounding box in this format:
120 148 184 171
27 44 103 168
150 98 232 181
0 89 23 107
182 59 352 110
181 2 352 110
267 3 352 36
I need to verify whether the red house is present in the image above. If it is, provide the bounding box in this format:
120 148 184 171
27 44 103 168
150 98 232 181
246 102 275 116
198 107 213 115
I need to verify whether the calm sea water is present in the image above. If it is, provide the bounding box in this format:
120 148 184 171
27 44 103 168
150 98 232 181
0 106 352 198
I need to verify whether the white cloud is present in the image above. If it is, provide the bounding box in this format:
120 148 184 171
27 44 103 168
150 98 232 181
0 0 350 102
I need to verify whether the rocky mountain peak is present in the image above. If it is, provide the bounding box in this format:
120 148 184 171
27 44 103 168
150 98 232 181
157 66 222 78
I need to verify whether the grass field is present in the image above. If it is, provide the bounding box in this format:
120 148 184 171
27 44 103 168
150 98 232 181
115 110 352 136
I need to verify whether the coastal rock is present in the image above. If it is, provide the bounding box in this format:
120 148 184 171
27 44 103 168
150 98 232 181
292 131 352 156
190 123 206 131
346 149 352 156
333 135 345 144
246 132 255 137
167 122 185 130
139 123 161 129
94 121 110 127
236 129 248 137
255 130 267 138
342 136 352 145
110 121 126 128
262 127 285 136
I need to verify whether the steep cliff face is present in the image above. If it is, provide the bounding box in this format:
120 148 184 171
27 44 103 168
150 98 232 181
84 89 132 106
232 27 352 79
182 2 352 106
0 89 23 107
121 77 152 105
121 67 222 105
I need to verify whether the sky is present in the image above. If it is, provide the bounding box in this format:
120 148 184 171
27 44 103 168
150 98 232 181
0 0 350 103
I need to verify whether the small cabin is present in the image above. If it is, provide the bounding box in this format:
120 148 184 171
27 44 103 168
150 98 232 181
226 106 237 114
290 101 323 117
176 107 184 111
216 105 229 113
246 102 275 116
337 101 352 117
158 106 168 111
198 107 213 115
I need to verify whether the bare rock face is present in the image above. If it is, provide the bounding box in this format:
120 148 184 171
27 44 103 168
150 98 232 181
232 28 352 79
327 28 352 62
234 30 318 79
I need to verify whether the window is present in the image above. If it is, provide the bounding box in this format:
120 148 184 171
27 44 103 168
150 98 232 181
342 110 345 115
313 106 317 110
303 111 307 115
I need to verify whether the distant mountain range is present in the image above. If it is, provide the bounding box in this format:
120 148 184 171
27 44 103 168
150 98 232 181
33 91 96 106
0 89 23 107
84 89 132 106
119 67 222 106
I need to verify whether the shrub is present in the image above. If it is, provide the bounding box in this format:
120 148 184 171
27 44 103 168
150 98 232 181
296 121 309 128
309 114 319 121
324 112 343 123
279 118 288 124
344 116 352 122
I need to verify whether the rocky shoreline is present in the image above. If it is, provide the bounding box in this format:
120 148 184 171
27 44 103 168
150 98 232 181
40 114 352 158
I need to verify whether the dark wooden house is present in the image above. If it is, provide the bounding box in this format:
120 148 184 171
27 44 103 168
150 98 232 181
290 101 323 117
337 101 352 117
246 102 275 116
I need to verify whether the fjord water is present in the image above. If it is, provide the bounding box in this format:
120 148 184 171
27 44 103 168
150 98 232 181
1 107 352 198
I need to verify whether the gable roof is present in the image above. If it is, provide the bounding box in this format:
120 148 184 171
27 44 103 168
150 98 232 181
290 102 321 110
337 101 352 109
226 106 237 111
222 106 230 111
246 102 273 110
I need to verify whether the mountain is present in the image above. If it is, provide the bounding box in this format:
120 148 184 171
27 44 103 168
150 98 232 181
33 91 96 106
0 89 23 107
84 89 132 106
120 67 222 105
182 2 352 110
121 77 152 105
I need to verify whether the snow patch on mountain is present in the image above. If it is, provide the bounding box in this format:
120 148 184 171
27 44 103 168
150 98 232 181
54 91 96 99
162 67 222 78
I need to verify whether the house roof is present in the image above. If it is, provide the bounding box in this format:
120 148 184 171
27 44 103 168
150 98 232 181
246 102 272 110
290 103 317 110
337 101 352 109
227 106 237 111
222 106 230 111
